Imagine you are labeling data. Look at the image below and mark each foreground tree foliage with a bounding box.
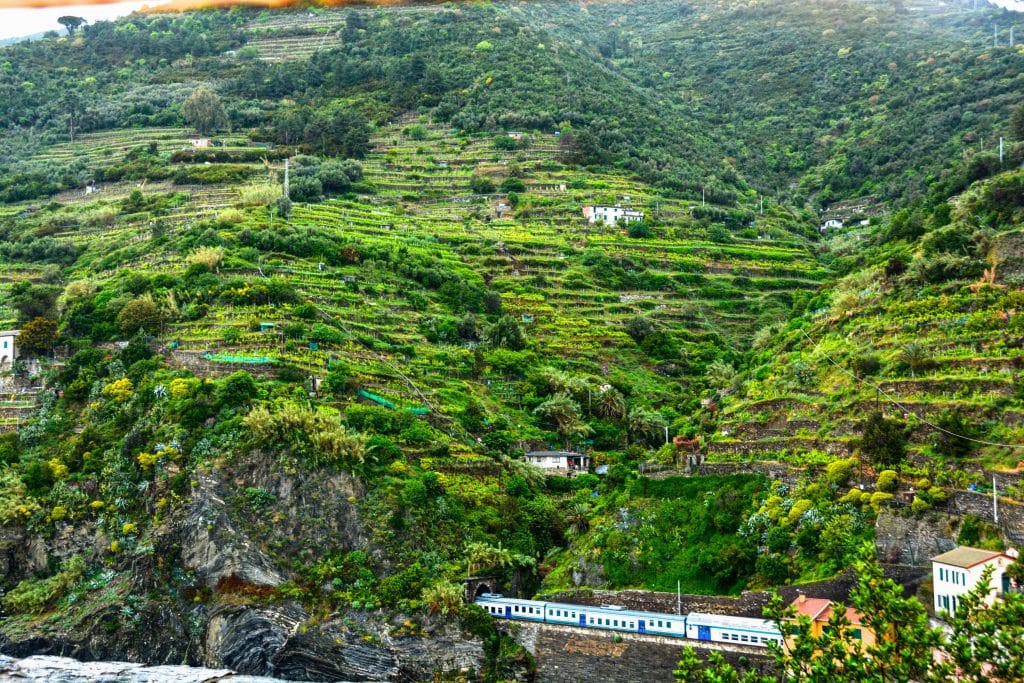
[674,546,1024,682]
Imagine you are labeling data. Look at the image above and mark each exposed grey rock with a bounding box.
[572,559,607,588]
[180,470,285,588]
[205,603,306,675]
[204,605,488,682]
[874,510,958,566]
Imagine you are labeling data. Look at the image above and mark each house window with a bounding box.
[851,629,862,640]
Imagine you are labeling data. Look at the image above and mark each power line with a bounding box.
[799,329,1024,450]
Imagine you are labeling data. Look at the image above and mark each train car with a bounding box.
[475,595,548,622]
[475,596,778,648]
[571,603,687,638]
[476,595,687,639]
[685,612,781,648]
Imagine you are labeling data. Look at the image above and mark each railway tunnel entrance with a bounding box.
[462,576,498,602]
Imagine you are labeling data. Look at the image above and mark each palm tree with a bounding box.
[466,541,514,576]
[704,360,736,389]
[534,392,582,433]
[627,406,667,445]
[565,501,591,536]
[593,384,626,420]
[899,342,930,378]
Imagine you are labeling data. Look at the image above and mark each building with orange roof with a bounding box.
[785,594,879,652]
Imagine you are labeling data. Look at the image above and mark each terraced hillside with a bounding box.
[1,117,822,442]
[711,169,1024,488]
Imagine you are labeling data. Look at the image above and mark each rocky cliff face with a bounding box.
[0,450,488,681]
[874,510,958,566]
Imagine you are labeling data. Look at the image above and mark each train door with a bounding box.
[579,613,587,627]
[638,620,645,634]
[697,625,711,641]
[505,605,512,618]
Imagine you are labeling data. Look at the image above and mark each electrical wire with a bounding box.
[799,329,1024,450]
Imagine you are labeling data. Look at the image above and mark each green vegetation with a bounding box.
[0,1,1021,676]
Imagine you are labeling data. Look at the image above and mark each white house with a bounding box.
[819,218,843,231]
[525,450,590,473]
[189,138,210,149]
[583,205,644,226]
[931,546,1016,617]
[0,329,19,368]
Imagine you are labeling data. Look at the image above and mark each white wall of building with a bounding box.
[933,555,1011,616]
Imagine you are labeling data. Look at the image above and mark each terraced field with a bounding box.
[144,121,817,420]
[713,228,1024,479]
[0,112,825,450]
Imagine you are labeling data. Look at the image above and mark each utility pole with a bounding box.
[677,580,681,615]
[701,186,705,207]
[993,476,999,524]
[1000,137,1005,164]
[284,158,290,200]
[759,195,764,215]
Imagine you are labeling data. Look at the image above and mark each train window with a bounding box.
[666,621,672,628]
[571,612,576,618]
[741,635,748,642]
[630,622,635,629]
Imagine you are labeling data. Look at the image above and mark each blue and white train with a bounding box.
[474,594,782,648]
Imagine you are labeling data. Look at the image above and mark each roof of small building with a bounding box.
[789,596,832,621]
[789,596,865,625]
[0,330,20,336]
[931,546,1006,568]
[525,450,585,458]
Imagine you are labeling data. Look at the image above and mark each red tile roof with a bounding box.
[790,596,865,625]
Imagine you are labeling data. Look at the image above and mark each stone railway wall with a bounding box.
[506,621,772,683]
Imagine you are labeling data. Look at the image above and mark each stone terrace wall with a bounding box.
[951,490,1024,545]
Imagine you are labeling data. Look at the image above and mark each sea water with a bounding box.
[0,655,346,682]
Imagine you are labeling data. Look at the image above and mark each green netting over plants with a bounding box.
[358,389,429,415]
[202,352,277,364]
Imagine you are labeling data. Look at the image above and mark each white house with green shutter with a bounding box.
[931,545,1016,617]
[0,330,18,368]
